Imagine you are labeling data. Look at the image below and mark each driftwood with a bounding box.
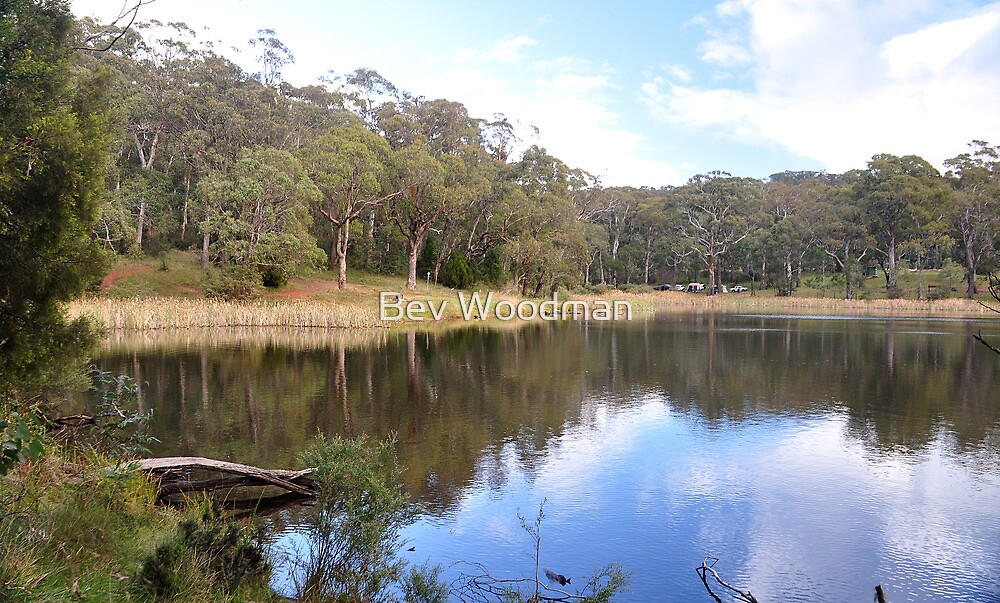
[135,456,316,505]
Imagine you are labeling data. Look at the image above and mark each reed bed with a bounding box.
[69,297,383,331]
[648,292,995,317]
[96,325,393,354]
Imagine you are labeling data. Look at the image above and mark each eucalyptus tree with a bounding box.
[760,176,827,295]
[630,189,683,285]
[504,146,591,292]
[855,154,942,294]
[944,140,1000,297]
[335,68,403,133]
[598,187,642,286]
[388,144,447,289]
[249,28,293,88]
[197,147,322,282]
[676,172,761,295]
[381,98,488,289]
[298,125,397,288]
[816,180,874,299]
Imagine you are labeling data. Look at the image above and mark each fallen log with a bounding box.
[135,456,317,500]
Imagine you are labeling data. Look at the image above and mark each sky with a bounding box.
[71,0,1000,187]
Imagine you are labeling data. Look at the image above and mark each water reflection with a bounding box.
[89,315,1000,601]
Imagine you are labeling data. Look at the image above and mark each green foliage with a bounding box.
[206,265,263,301]
[416,237,438,281]
[260,262,290,288]
[133,509,270,599]
[401,563,450,603]
[441,253,476,289]
[479,247,506,287]
[81,370,158,460]
[939,259,966,292]
[0,0,109,404]
[198,147,321,277]
[0,412,44,476]
[295,434,415,603]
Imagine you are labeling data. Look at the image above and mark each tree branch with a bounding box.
[696,557,760,603]
[75,1,158,52]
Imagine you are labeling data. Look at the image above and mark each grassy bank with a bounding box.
[0,451,277,602]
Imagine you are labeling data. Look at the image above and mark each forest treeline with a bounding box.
[39,15,1000,301]
[69,17,1000,301]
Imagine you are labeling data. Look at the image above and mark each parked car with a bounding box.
[730,285,748,292]
[654,284,673,291]
[675,284,685,291]
[686,283,705,292]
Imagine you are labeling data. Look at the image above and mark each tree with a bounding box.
[0,0,110,399]
[197,147,322,283]
[816,181,873,300]
[382,98,487,290]
[298,125,398,288]
[760,177,826,295]
[676,172,759,295]
[944,141,1000,298]
[856,154,942,294]
[249,28,293,88]
[388,145,447,290]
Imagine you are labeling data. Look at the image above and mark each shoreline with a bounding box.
[68,291,997,336]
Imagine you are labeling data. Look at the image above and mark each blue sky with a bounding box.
[73,0,1000,187]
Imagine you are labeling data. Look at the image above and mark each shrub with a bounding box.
[441,254,476,289]
[259,262,290,288]
[206,265,262,301]
[133,509,270,599]
[401,563,450,603]
[294,434,415,603]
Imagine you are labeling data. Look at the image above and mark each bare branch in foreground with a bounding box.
[696,557,760,603]
[75,0,158,52]
[451,561,576,602]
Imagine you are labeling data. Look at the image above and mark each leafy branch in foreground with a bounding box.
[47,369,158,462]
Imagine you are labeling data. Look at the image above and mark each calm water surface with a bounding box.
[91,313,1000,602]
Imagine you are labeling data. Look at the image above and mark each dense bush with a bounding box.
[133,509,270,599]
[206,265,263,301]
[441,254,476,289]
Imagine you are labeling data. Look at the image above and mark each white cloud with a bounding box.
[457,35,539,64]
[661,63,693,83]
[641,0,1000,173]
[485,35,538,63]
[881,10,1000,79]
[698,37,752,65]
[418,43,683,186]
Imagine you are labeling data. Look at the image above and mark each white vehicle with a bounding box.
[730,285,748,292]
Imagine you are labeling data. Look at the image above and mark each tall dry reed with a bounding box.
[69,298,383,331]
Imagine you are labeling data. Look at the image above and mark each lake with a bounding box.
[89,312,1000,602]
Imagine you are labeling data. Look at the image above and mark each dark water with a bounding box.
[90,313,1000,602]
